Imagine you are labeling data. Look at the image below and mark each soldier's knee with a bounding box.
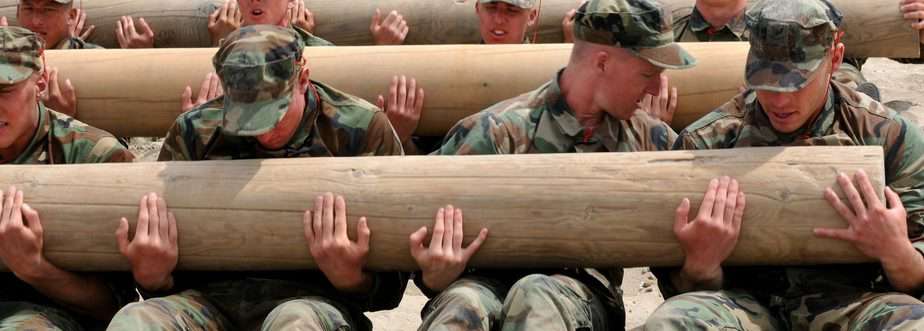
[107,300,173,330]
[263,298,351,331]
[0,302,81,331]
[420,278,504,331]
[506,274,563,304]
[431,278,504,311]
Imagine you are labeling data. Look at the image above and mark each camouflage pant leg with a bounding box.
[499,274,610,331]
[419,277,505,331]
[0,301,83,331]
[644,290,782,331]
[106,290,233,331]
[788,292,924,330]
[260,297,355,331]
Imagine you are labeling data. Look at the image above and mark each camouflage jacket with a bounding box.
[656,81,924,303]
[431,72,677,327]
[54,37,103,50]
[295,27,334,47]
[672,6,748,42]
[434,71,676,155]
[1,104,134,324]
[156,81,406,321]
[3,104,133,164]
[159,81,403,160]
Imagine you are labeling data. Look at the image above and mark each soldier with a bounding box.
[0,26,141,330]
[107,25,406,331]
[642,0,924,124]
[645,0,924,329]
[415,0,695,329]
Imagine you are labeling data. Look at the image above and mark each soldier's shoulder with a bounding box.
[172,98,226,141]
[680,92,750,136]
[671,5,695,30]
[836,82,899,122]
[47,110,130,162]
[315,82,382,131]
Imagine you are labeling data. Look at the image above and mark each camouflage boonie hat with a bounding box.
[213,25,305,136]
[573,0,696,69]
[745,0,843,92]
[0,26,43,85]
[477,0,536,9]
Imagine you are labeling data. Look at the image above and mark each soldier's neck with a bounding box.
[696,2,746,29]
[560,67,604,129]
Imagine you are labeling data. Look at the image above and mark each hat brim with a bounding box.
[635,43,697,70]
[221,95,291,137]
[745,50,826,93]
[0,67,34,86]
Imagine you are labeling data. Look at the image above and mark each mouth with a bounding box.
[769,111,796,121]
[490,29,508,38]
[251,9,264,17]
[0,121,8,130]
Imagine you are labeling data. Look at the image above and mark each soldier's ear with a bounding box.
[527,8,539,26]
[296,66,311,93]
[35,72,47,94]
[67,7,78,24]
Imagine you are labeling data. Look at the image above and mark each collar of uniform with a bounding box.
[689,7,747,39]
[752,83,837,142]
[55,37,85,50]
[545,70,585,138]
[253,82,322,154]
[12,103,51,164]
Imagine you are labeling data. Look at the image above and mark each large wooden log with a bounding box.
[0,0,917,58]
[48,43,746,138]
[0,147,884,272]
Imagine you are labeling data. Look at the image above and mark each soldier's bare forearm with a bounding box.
[20,261,118,321]
[880,240,924,293]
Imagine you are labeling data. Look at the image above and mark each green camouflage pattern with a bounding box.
[477,0,537,9]
[420,274,615,331]
[108,271,403,331]
[5,104,134,164]
[0,26,43,85]
[294,27,335,47]
[213,25,304,137]
[0,302,83,331]
[651,81,924,329]
[744,0,843,92]
[646,290,924,330]
[54,37,103,50]
[572,0,695,69]
[672,6,748,42]
[670,3,868,90]
[158,80,402,160]
[434,73,677,155]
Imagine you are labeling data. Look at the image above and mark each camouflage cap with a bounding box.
[213,25,305,137]
[572,0,695,69]
[0,26,43,86]
[477,0,537,9]
[745,0,843,92]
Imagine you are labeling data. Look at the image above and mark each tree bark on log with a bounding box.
[0,147,883,271]
[0,0,917,58]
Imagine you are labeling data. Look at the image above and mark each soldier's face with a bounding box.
[755,47,843,134]
[239,0,289,26]
[596,50,664,120]
[0,75,43,152]
[476,2,537,44]
[17,0,73,48]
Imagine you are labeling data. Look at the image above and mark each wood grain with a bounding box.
[0,146,883,271]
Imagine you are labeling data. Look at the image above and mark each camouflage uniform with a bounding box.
[0,26,135,330]
[108,25,405,331]
[647,1,924,330]
[54,37,102,50]
[670,2,874,99]
[423,0,694,330]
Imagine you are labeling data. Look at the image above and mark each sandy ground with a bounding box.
[128,58,924,330]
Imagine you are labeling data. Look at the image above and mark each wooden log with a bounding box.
[0,147,884,272]
[47,43,746,138]
[0,0,917,58]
